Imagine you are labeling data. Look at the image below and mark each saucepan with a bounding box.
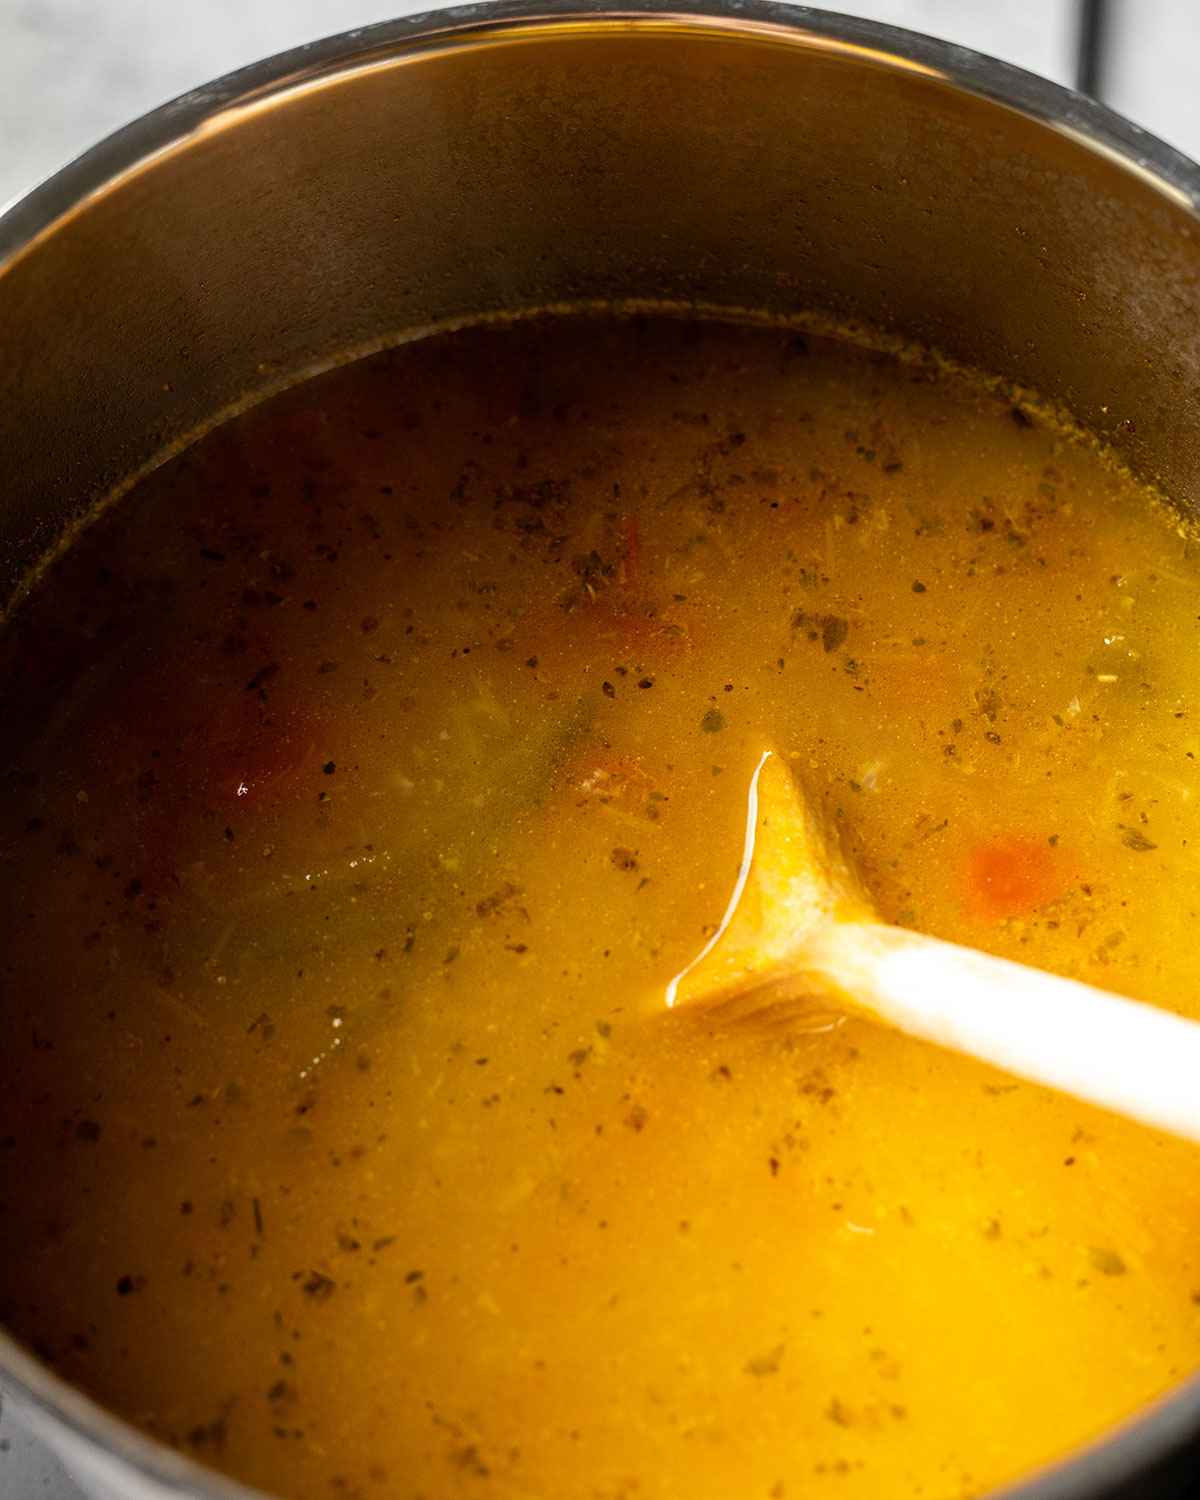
[1,4,1199,1497]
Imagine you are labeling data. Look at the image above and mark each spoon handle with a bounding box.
[820,921,1200,1142]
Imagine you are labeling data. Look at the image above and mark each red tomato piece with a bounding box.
[101,659,321,895]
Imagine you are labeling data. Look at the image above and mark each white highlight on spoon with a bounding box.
[665,749,772,1009]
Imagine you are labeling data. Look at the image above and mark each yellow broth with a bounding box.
[1,315,1199,1500]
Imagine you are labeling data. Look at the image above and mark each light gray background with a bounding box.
[1,1,1199,1496]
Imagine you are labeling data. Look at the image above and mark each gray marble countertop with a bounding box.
[1,1,1199,1495]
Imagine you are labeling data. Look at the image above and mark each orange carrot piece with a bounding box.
[965,836,1065,920]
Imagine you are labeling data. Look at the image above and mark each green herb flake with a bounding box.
[744,1344,785,1377]
[1088,1246,1127,1277]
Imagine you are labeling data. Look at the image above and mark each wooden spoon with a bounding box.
[667,750,1200,1143]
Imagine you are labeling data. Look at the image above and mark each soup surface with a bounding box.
[1,315,1199,1500]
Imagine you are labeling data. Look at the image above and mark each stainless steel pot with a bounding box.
[2,5,1199,1497]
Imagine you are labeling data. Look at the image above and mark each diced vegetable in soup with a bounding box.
[2,314,1200,1500]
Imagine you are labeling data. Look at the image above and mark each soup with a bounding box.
[1,315,1198,1499]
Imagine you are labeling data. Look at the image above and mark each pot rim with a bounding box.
[2,5,1199,1498]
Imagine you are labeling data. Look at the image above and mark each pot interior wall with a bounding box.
[1,18,1198,599]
